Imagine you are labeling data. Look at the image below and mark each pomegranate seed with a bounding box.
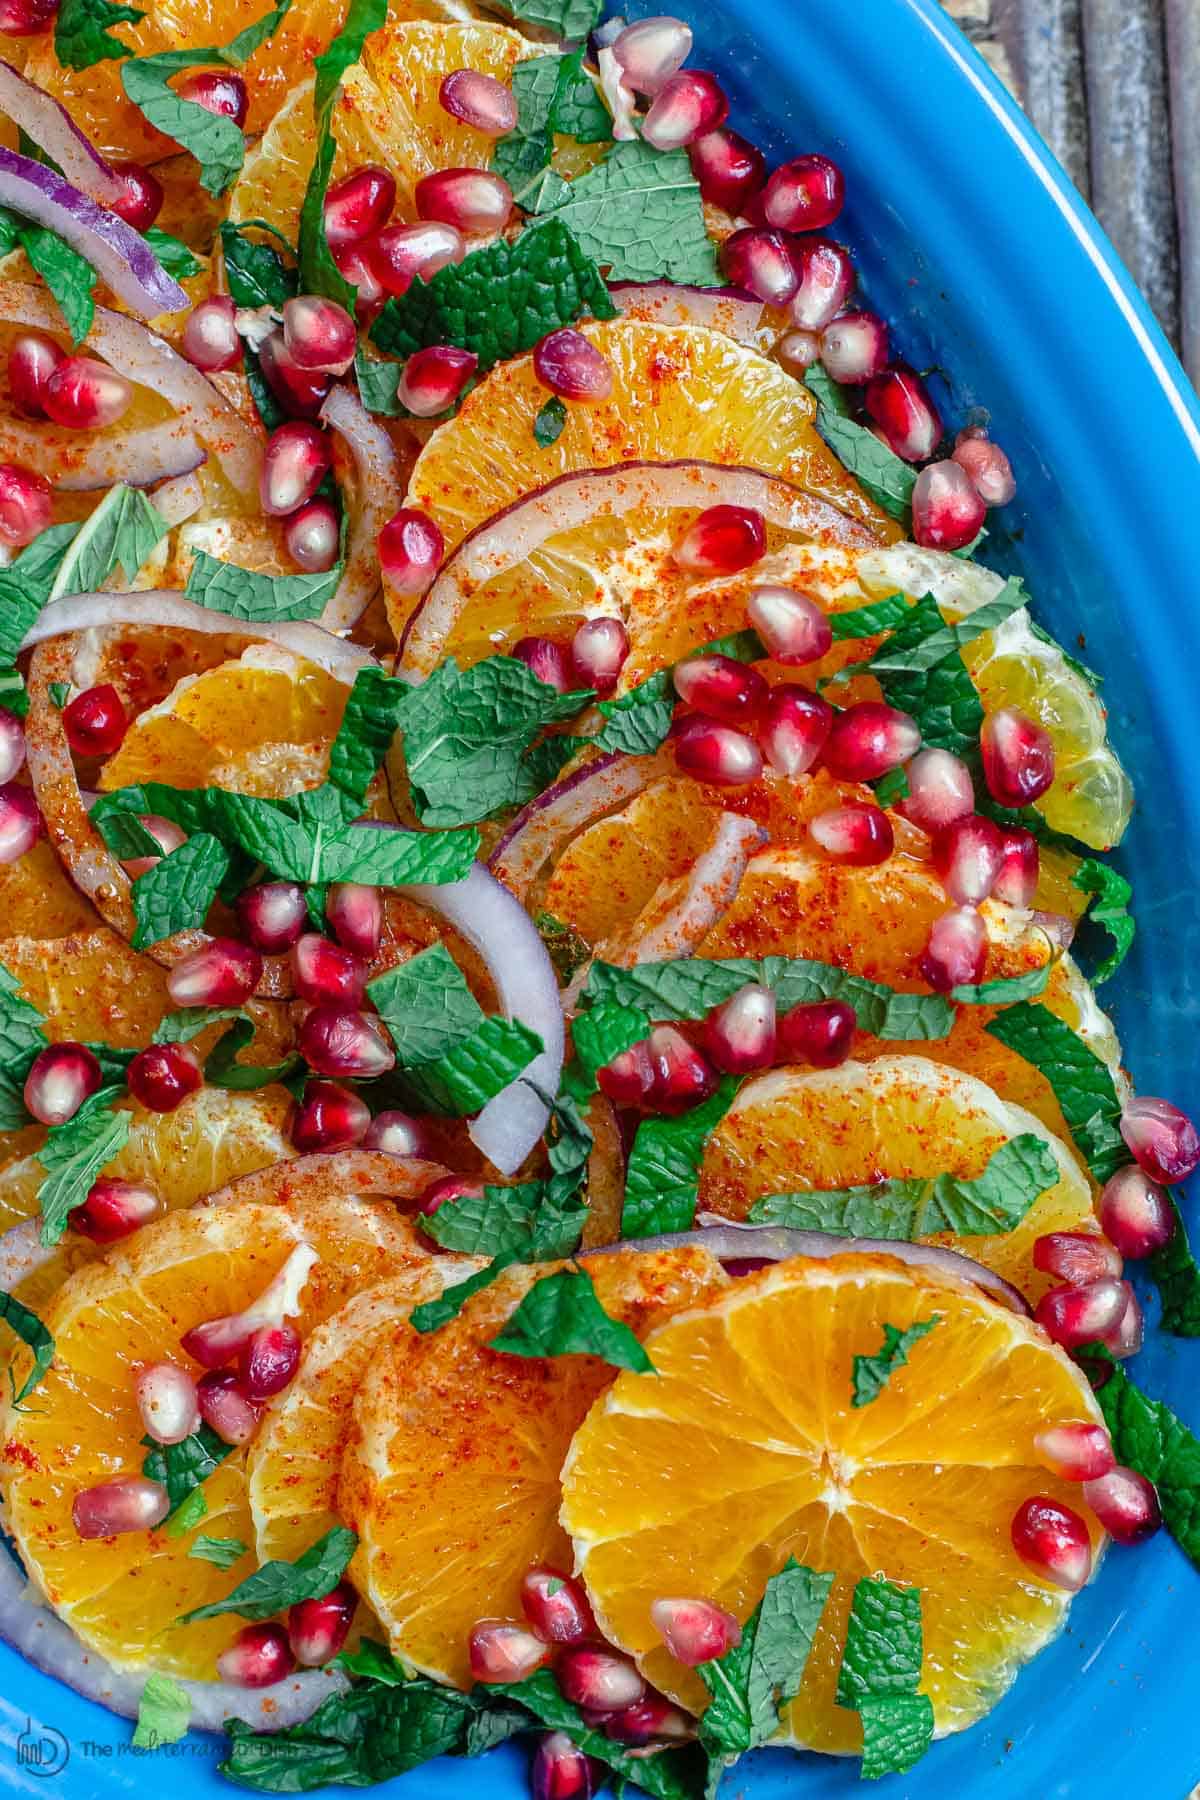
[1034,1231,1124,1285]
[0,0,56,34]
[788,235,856,331]
[596,1039,655,1106]
[135,1361,200,1446]
[704,983,777,1074]
[1035,1278,1129,1350]
[898,748,974,834]
[469,1619,552,1684]
[953,429,1017,506]
[642,69,727,151]
[197,1369,262,1446]
[773,327,822,374]
[604,1694,694,1745]
[912,459,987,551]
[217,1622,295,1688]
[689,127,765,213]
[363,1110,431,1157]
[0,709,24,786]
[720,228,800,307]
[281,294,357,375]
[651,1596,741,1666]
[0,462,51,548]
[932,814,1004,905]
[673,715,763,786]
[673,504,765,576]
[646,1024,717,1115]
[127,1041,203,1112]
[1011,1496,1092,1591]
[1102,1283,1144,1359]
[0,783,39,863]
[865,368,943,463]
[673,653,767,725]
[181,296,241,372]
[289,1581,357,1666]
[70,1177,163,1243]
[759,683,832,777]
[73,1475,169,1539]
[184,1245,315,1368]
[1120,1096,1200,1184]
[920,905,986,992]
[324,164,396,250]
[1083,1466,1162,1545]
[534,328,613,402]
[819,311,889,384]
[177,68,247,127]
[291,933,367,1006]
[513,636,572,694]
[612,15,692,93]
[809,803,894,866]
[7,332,63,418]
[324,883,382,958]
[378,507,445,595]
[62,684,127,757]
[439,67,517,136]
[520,1566,595,1644]
[1098,1165,1175,1258]
[335,241,386,320]
[559,1647,646,1711]
[258,331,331,420]
[283,498,340,575]
[415,168,512,236]
[570,617,629,695]
[299,1005,395,1078]
[111,161,163,231]
[1034,1422,1116,1483]
[367,221,465,298]
[418,1174,485,1219]
[992,827,1040,907]
[980,707,1055,808]
[744,586,831,666]
[763,153,844,232]
[236,881,307,953]
[167,938,262,1008]
[239,1321,301,1399]
[823,700,920,781]
[23,1042,102,1126]
[289,1079,371,1153]
[260,422,331,518]
[122,812,188,880]
[398,343,478,418]
[532,1731,595,1800]
[778,998,855,1067]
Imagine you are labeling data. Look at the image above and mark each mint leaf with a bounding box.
[402,1016,543,1116]
[131,832,229,948]
[1095,1363,1200,1568]
[209,789,480,887]
[851,1316,941,1407]
[17,224,95,344]
[333,1637,409,1684]
[494,50,611,191]
[0,962,48,1105]
[570,999,650,1084]
[949,961,1054,1005]
[143,227,199,278]
[132,1672,190,1749]
[1150,1199,1200,1337]
[297,0,387,306]
[582,955,953,1041]
[0,1291,54,1407]
[220,221,297,308]
[595,669,674,756]
[327,665,407,803]
[535,912,591,985]
[204,1017,300,1091]
[181,1524,357,1623]
[484,1670,703,1800]
[622,1077,740,1236]
[851,592,984,765]
[534,395,567,446]
[489,1267,652,1371]
[410,1256,511,1335]
[421,1180,586,1260]
[698,1560,833,1761]
[372,219,616,373]
[828,594,912,640]
[164,1486,208,1538]
[54,0,143,68]
[866,580,1025,673]
[859,1693,935,1780]
[1072,858,1135,984]
[0,521,78,663]
[493,0,601,38]
[836,1577,924,1709]
[37,1086,130,1246]
[188,1533,248,1568]
[222,1679,477,1790]
[121,0,292,197]
[152,1006,244,1044]
[366,944,484,1065]
[985,1003,1130,1182]
[142,1422,232,1517]
[354,349,407,417]
[805,389,916,523]
[184,548,341,623]
[48,481,168,601]
[531,140,719,286]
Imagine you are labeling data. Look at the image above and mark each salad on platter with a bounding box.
[0,0,1193,1793]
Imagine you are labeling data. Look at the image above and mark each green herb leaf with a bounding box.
[836,1576,924,1709]
[570,999,650,1085]
[490,1267,652,1370]
[333,1637,409,1684]
[492,0,601,40]
[47,682,70,709]
[297,0,388,305]
[401,1016,544,1117]
[484,1670,703,1800]
[327,664,407,803]
[164,1486,208,1538]
[533,395,568,446]
[0,961,48,1114]
[0,668,29,716]
[851,1316,941,1407]
[208,787,480,887]
[698,1560,833,1761]
[143,228,200,278]
[494,50,611,191]
[849,591,984,765]
[859,1692,936,1780]
[220,221,297,308]
[535,912,591,985]
[949,960,1054,1005]
[410,1256,512,1335]
[204,1017,300,1092]
[594,668,674,756]
[1149,1197,1200,1337]
[181,1524,357,1624]
[54,0,143,69]
[828,594,913,640]
[867,581,1024,673]
[622,1077,740,1236]
[142,1423,233,1518]
[985,1003,1130,1181]
[17,224,95,344]
[132,1673,190,1749]
[130,831,229,948]
[189,1535,249,1569]
[804,380,917,522]
[152,1006,244,1044]
[0,522,78,664]
[353,349,407,416]
[47,482,168,602]
[0,1291,54,1406]
[1072,858,1135,984]
[421,1180,586,1261]
[1095,1363,1200,1568]
[372,218,615,373]
[366,944,484,1064]
[530,140,719,285]
[183,548,342,623]
[37,1086,130,1246]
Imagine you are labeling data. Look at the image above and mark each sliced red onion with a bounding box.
[488,751,664,903]
[2,414,205,491]
[319,385,401,632]
[0,1218,52,1294]
[204,1148,447,1210]
[1,282,260,496]
[610,282,764,342]
[610,810,765,965]
[0,61,124,206]
[0,149,186,320]
[401,460,878,678]
[596,46,639,140]
[152,468,206,527]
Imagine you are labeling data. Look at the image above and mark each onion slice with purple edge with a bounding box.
[319,384,401,632]
[607,809,765,967]
[609,281,765,342]
[2,415,206,491]
[0,283,261,496]
[0,61,124,206]
[399,460,880,678]
[489,750,667,903]
[0,149,187,319]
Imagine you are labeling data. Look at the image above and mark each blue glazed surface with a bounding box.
[4,1,1200,1795]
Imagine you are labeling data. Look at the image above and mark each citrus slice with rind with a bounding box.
[697,1056,1098,1299]
[0,842,100,940]
[561,1252,1106,1753]
[340,1243,727,1685]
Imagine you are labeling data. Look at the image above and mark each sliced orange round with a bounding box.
[0,842,101,940]
[562,1252,1106,1753]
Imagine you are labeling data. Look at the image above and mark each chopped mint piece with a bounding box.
[836,1576,924,1708]
[802,362,852,417]
[494,50,612,191]
[851,1316,942,1407]
[0,521,78,663]
[47,682,70,708]
[366,944,485,1065]
[570,999,650,1085]
[220,222,298,308]
[0,1291,54,1407]
[151,1007,244,1045]
[328,665,408,803]
[333,1637,409,1684]
[595,669,674,756]
[859,1692,935,1780]
[184,548,342,623]
[698,1560,833,1761]
[48,482,168,601]
[164,1486,208,1538]
[1072,858,1135,984]
[181,1525,357,1624]
[622,1077,740,1237]
[489,1267,653,1372]
[204,1018,301,1092]
[207,787,480,887]
[535,912,591,984]
[54,0,143,68]
[1150,1198,1200,1337]
[828,594,912,640]
[530,141,719,286]
[949,961,1054,1005]
[985,1003,1130,1181]
[401,1016,544,1117]
[410,1256,512,1335]
[297,0,387,305]
[872,766,910,808]
[133,1672,191,1749]
[142,1423,232,1518]
[493,0,602,40]
[37,1086,130,1247]
[189,1535,248,1569]
[421,1180,586,1261]
[482,1670,703,1800]
[866,580,1025,673]
[16,223,95,344]
[534,395,568,446]
[354,350,407,417]
[1095,1363,1200,1569]
[144,228,200,278]
[804,380,917,522]
[131,832,229,948]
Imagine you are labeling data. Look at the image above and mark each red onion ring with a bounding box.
[2,414,206,491]
[320,384,401,632]
[400,460,880,678]
[201,1149,449,1211]
[607,810,765,966]
[0,60,124,205]
[0,148,186,319]
[0,283,262,496]
[610,282,766,343]
[488,751,666,903]
[151,468,206,527]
